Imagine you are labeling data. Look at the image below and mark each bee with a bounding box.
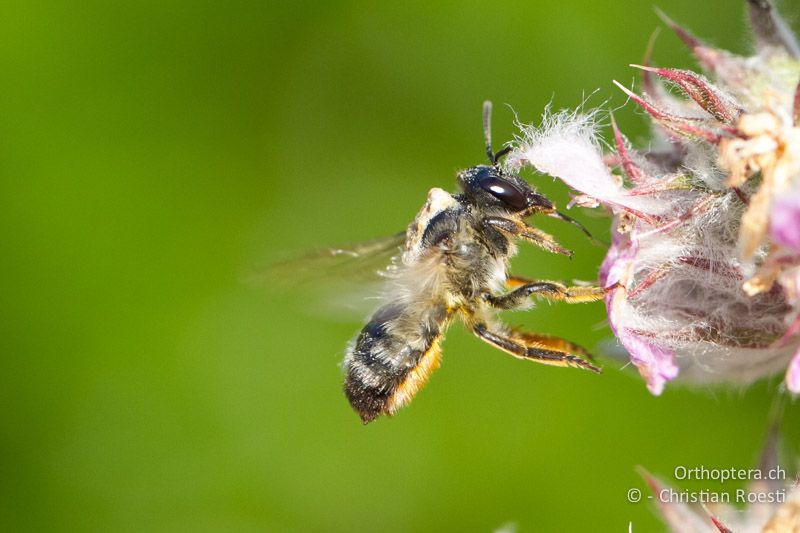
[343,102,609,423]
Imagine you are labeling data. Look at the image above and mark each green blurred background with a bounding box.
[3,1,799,531]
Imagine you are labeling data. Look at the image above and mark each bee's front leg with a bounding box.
[484,277,608,310]
[482,217,573,257]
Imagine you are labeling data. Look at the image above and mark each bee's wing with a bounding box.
[248,232,406,319]
[252,231,406,285]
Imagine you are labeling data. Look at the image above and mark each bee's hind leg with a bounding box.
[484,277,608,310]
[506,328,596,362]
[470,322,600,373]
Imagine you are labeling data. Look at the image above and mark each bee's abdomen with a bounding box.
[344,303,447,424]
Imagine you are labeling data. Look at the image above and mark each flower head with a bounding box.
[507,0,800,393]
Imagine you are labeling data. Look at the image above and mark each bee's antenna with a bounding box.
[483,100,496,164]
[550,210,602,245]
[483,101,512,165]
[494,146,512,162]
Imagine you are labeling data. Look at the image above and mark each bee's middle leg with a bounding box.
[485,277,607,310]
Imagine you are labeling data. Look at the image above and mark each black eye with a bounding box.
[479,177,528,210]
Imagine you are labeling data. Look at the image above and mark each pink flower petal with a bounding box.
[601,230,679,395]
[618,329,679,395]
[787,348,800,394]
[770,192,800,252]
[599,227,632,288]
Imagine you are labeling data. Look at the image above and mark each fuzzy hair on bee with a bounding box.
[343,102,609,424]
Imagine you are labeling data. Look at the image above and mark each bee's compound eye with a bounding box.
[479,177,528,210]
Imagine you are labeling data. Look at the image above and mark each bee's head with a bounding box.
[457,165,554,214]
[458,101,555,215]
[458,102,596,241]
